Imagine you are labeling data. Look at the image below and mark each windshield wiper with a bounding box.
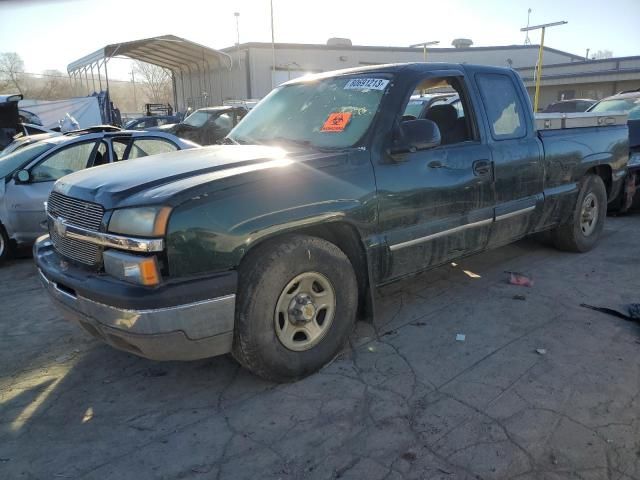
[224,136,257,145]
[260,136,342,152]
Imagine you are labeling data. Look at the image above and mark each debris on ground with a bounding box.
[580,303,640,322]
[536,348,547,355]
[455,333,466,342]
[401,451,417,462]
[513,294,527,301]
[411,321,427,327]
[506,271,534,287]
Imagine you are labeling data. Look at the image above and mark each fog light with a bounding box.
[103,250,161,286]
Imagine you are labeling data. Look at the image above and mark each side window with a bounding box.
[112,137,130,161]
[92,141,109,166]
[31,141,96,182]
[404,77,473,145]
[126,138,178,159]
[213,113,233,134]
[476,73,526,140]
[156,118,170,126]
[235,109,247,124]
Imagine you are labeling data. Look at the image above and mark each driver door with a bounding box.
[375,74,495,280]
[5,140,98,242]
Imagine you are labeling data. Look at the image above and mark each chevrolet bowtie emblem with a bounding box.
[54,216,68,237]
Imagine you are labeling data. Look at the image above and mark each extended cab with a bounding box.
[34,64,629,381]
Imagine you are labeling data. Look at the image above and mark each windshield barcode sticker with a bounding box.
[344,78,389,91]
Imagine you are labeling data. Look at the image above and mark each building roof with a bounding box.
[222,41,583,61]
[68,35,232,73]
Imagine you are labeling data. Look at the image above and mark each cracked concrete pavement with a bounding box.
[1,216,639,479]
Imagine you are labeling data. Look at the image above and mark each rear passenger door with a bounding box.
[474,72,544,247]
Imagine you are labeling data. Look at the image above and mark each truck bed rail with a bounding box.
[536,112,628,130]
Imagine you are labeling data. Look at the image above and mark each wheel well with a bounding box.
[244,222,372,320]
[587,165,612,197]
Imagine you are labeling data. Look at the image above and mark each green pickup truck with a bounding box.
[34,63,629,381]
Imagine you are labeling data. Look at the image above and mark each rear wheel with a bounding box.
[232,235,358,382]
[0,223,11,265]
[552,174,607,252]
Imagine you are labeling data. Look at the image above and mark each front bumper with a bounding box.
[35,235,237,361]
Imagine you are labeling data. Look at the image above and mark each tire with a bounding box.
[232,234,358,382]
[0,223,11,265]
[551,174,607,252]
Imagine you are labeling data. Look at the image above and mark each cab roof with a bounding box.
[283,62,513,86]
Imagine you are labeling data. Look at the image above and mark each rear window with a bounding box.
[476,73,527,140]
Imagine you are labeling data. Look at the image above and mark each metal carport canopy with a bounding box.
[67,35,233,112]
[67,34,232,72]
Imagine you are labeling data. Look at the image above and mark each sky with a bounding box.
[1,0,639,80]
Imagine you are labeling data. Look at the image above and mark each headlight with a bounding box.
[629,152,640,167]
[103,250,161,286]
[108,206,172,237]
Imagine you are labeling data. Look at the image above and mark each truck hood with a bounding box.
[53,145,323,210]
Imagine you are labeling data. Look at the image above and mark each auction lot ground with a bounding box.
[1,216,639,480]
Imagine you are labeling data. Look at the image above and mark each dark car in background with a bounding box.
[542,99,596,113]
[124,115,180,130]
[156,106,248,145]
[588,90,640,210]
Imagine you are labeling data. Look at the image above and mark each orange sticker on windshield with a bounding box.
[321,112,352,132]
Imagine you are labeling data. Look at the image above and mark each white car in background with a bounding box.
[0,130,198,263]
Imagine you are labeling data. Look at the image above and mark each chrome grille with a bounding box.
[47,192,104,266]
[48,192,104,230]
[50,227,102,265]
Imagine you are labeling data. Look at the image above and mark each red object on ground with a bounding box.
[508,272,534,287]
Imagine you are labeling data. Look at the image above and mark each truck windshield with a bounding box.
[228,75,391,149]
[590,97,640,120]
[0,141,55,179]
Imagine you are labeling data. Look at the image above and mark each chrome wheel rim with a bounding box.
[274,271,336,352]
[580,192,599,236]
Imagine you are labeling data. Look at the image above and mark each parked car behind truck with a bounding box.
[155,106,248,145]
[587,90,640,211]
[35,63,628,381]
[0,130,197,262]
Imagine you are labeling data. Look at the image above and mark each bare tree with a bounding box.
[133,61,172,105]
[593,50,613,60]
[0,52,26,94]
[36,69,72,100]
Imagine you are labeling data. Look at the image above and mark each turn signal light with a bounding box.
[103,250,161,286]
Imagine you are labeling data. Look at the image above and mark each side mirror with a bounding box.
[390,119,441,155]
[16,170,31,183]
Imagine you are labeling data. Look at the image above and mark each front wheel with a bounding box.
[232,235,358,382]
[552,174,607,252]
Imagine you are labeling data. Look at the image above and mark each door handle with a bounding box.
[428,160,443,169]
[473,160,491,177]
